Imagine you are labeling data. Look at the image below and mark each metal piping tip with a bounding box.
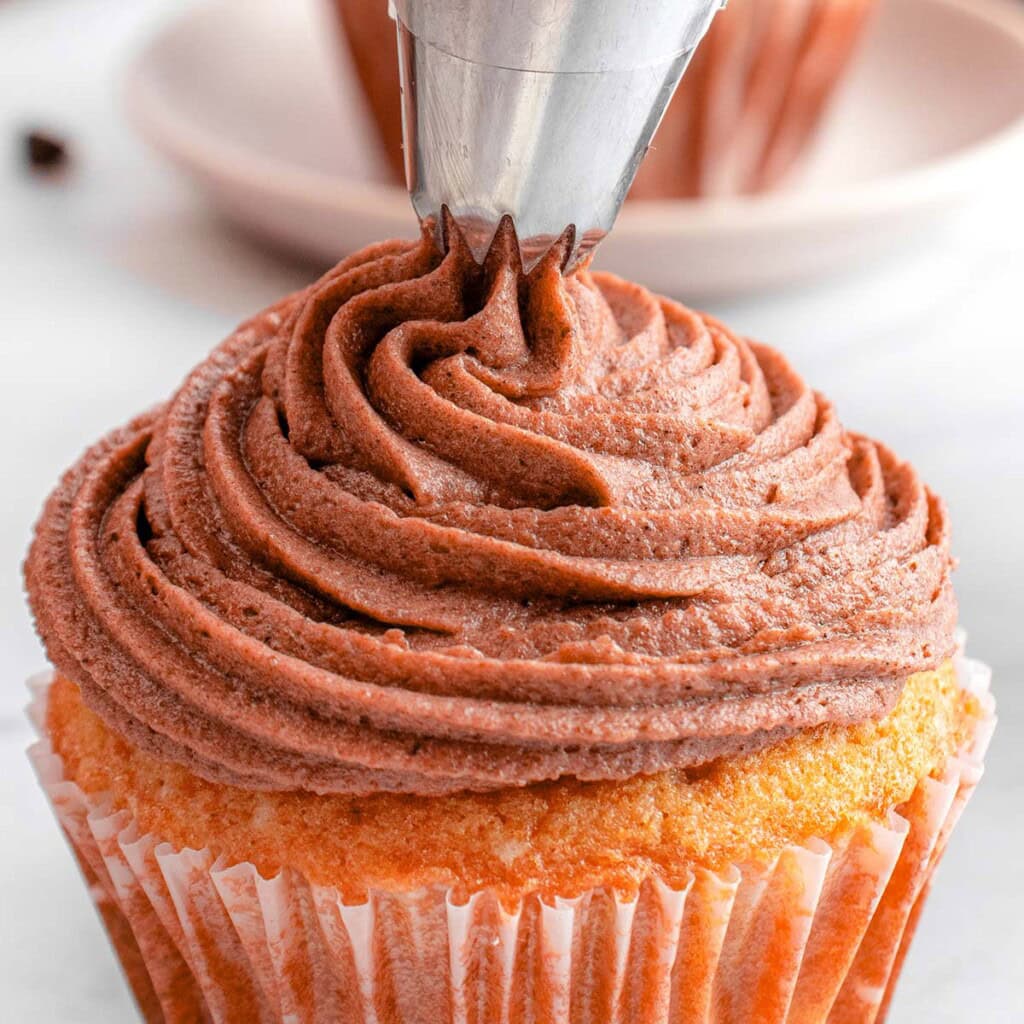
[434,206,579,277]
[434,205,580,276]
[393,0,726,273]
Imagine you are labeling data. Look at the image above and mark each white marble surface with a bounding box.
[1,1,1022,1020]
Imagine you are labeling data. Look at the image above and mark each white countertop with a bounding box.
[1,1,1022,1020]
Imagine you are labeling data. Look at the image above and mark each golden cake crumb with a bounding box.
[47,665,978,903]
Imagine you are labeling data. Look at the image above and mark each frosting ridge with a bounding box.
[26,226,956,794]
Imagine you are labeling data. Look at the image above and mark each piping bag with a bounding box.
[391,0,727,272]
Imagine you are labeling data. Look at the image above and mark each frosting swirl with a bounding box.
[26,227,957,795]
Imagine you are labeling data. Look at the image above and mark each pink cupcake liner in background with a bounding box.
[27,651,994,1024]
[631,0,879,198]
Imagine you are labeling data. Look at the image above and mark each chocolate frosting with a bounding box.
[26,227,957,795]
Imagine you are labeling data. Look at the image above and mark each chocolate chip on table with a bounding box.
[23,129,69,172]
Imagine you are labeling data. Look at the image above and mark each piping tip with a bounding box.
[393,0,726,273]
[435,205,578,276]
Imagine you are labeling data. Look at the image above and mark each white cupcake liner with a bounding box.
[27,653,994,1024]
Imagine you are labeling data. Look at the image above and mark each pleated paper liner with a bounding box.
[629,0,879,198]
[27,652,994,1024]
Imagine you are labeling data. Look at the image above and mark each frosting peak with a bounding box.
[26,230,956,794]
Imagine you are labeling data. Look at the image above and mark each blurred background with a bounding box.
[1,0,1022,1020]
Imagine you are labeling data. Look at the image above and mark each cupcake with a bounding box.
[26,227,992,1023]
[332,0,877,197]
